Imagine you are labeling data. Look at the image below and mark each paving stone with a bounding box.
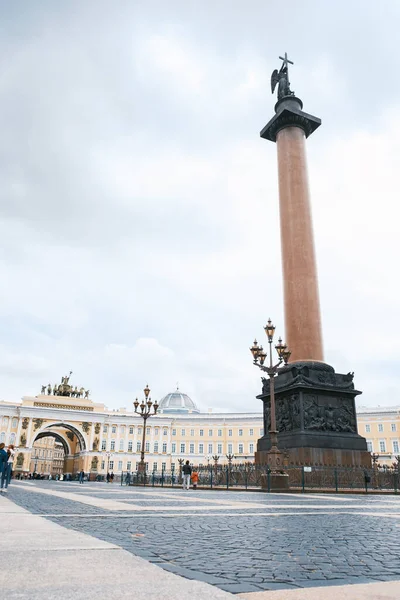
[6,482,400,594]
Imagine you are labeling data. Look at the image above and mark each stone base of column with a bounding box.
[256,361,371,468]
[260,472,290,492]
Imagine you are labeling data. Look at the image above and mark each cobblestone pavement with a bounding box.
[7,481,400,594]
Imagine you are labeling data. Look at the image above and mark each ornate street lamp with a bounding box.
[371,452,379,466]
[226,453,234,469]
[105,451,113,474]
[250,319,291,473]
[134,384,159,475]
[212,454,219,473]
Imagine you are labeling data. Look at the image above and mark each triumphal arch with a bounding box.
[0,373,108,475]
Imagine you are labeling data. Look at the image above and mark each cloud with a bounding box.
[0,2,398,413]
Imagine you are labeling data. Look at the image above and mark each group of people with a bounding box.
[182,460,199,490]
[106,471,115,483]
[0,443,15,493]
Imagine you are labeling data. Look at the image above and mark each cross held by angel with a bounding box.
[271,52,295,100]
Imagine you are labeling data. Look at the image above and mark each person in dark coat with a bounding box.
[0,443,8,493]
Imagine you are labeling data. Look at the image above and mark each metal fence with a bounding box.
[120,465,399,493]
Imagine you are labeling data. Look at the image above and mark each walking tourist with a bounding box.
[182,460,192,490]
[79,470,85,484]
[106,472,111,483]
[191,468,199,489]
[0,443,8,493]
[125,472,131,486]
[110,471,114,483]
[3,444,16,491]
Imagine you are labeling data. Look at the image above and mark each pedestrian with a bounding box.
[3,444,16,492]
[0,443,8,493]
[110,471,114,483]
[79,470,85,484]
[182,460,192,490]
[125,472,131,486]
[106,472,111,483]
[191,468,199,490]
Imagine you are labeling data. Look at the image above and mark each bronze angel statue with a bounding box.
[271,53,295,100]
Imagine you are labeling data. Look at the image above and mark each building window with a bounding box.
[9,433,16,445]
[103,426,108,433]
[217,443,222,454]
[172,443,176,453]
[365,424,371,433]
[118,461,123,471]
[378,424,383,432]
[120,426,125,434]
[228,443,233,454]
[391,424,397,432]
[218,429,222,437]
[109,461,114,470]
[190,443,195,454]
[101,440,106,450]
[379,440,386,452]
[393,440,399,453]
[228,430,232,437]
[128,441,133,452]
[0,433,5,443]
[172,429,176,436]
[162,462,166,470]
[110,440,115,451]
[180,443,185,454]
[208,443,213,454]
[260,428,264,436]
[239,429,243,436]
[249,443,254,453]
[208,430,213,436]
[162,443,167,453]
[2,417,8,426]
[12,418,18,428]
[238,444,243,454]
[145,442,150,452]
[249,429,254,436]
[181,429,186,436]
[199,443,204,454]
[129,426,134,434]
[137,442,141,451]
[112,426,116,434]
[119,439,124,451]
[190,429,195,436]
[152,462,157,471]
[163,428,168,436]
[101,461,105,470]
[138,428,142,435]
[127,461,131,471]
[154,442,159,453]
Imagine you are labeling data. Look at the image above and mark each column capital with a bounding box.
[260,96,321,143]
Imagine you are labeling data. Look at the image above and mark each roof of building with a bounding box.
[158,388,200,414]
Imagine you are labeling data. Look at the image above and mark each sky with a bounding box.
[0,1,399,412]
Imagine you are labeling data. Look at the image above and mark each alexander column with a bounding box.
[254,54,370,469]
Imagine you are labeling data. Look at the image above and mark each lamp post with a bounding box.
[178,458,184,482]
[134,384,159,475]
[212,454,219,475]
[226,453,234,469]
[371,452,379,489]
[105,451,112,473]
[250,318,291,473]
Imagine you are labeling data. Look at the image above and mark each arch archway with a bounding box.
[33,431,70,456]
[31,431,68,477]
[36,422,87,451]
[32,422,87,476]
